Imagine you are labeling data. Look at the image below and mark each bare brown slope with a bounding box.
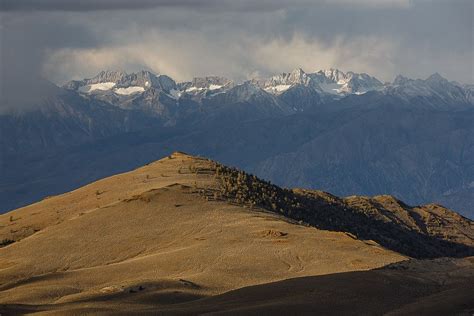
[1,152,217,243]
[0,152,404,313]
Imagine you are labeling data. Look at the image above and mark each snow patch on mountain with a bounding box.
[209,84,223,90]
[179,77,233,97]
[318,82,342,94]
[265,84,292,93]
[78,82,116,93]
[185,86,201,92]
[169,89,182,99]
[114,86,145,95]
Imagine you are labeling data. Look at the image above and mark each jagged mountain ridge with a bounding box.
[386,73,474,107]
[63,68,472,102]
[70,68,468,99]
[65,67,384,100]
[62,68,472,118]
[64,70,177,93]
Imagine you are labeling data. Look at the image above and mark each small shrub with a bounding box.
[0,239,14,247]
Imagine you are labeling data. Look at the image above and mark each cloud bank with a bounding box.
[1,0,411,12]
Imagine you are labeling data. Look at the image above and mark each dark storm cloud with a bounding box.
[0,0,210,12]
[0,0,312,12]
[0,12,105,111]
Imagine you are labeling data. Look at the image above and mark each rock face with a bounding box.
[252,68,383,96]
[65,70,177,91]
[384,73,473,106]
[180,76,234,90]
[63,70,179,118]
[311,68,384,94]
[258,68,312,91]
[1,69,474,219]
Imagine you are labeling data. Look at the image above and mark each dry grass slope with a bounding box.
[0,151,472,314]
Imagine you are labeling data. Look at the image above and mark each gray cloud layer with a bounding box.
[1,0,219,12]
[0,0,411,12]
[0,0,472,111]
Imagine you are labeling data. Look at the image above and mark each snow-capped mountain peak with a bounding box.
[319,68,349,84]
[309,69,382,95]
[261,68,312,94]
[64,70,177,96]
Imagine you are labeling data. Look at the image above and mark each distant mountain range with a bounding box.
[1,68,473,218]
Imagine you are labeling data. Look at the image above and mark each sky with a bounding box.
[0,0,473,97]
